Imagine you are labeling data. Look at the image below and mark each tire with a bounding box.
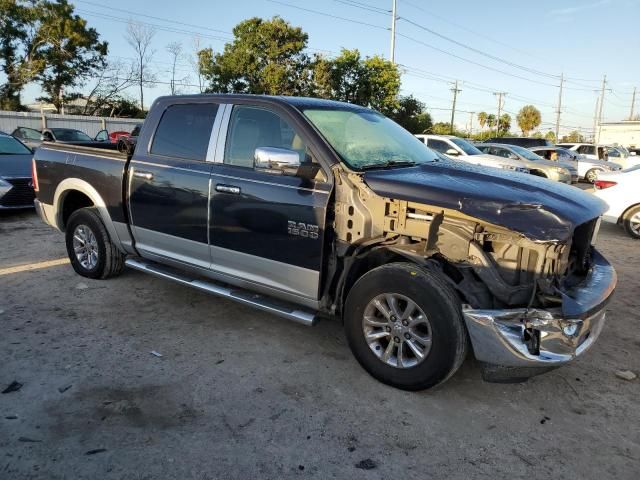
[622,205,640,239]
[65,207,125,279]
[585,169,599,184]
[343,262,468,391]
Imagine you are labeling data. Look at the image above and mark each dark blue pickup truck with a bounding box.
[33,94,616,390]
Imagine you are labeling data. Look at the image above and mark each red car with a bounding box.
[95,124,142,144]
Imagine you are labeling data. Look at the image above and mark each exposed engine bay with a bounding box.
[330,168,600,311]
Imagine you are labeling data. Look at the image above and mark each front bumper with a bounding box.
[463,249,616,369]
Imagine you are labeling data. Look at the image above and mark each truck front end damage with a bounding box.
[331,163,616,380]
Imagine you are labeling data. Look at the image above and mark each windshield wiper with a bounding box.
[359,160,417,170]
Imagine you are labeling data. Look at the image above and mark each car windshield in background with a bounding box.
[510,145,543,161]
[451,138,482,155]
[51,129,92,142]
[302,108,438,170]
[0,136,31,155]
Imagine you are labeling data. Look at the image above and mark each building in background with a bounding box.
[599,121,640,148]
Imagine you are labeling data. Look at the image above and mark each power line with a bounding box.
[266,0,387,30]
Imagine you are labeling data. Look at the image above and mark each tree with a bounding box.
[544,130,556,143]
[486,114,497,130]
[477,111,488,130]
[33,0,108,112]
[190,35,205,93]
[166,41,187,95]
[199,16,310,95]
[81,60,137,115]
[516,105,542,136]
[388,95,432,133]
[0,0,43,110]
[498,113,511,135]
[560,130,584,143]
[310,48,400,114]
[126,21,155,111]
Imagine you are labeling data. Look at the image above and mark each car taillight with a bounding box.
[594,180,617,190]
[31,158,39,192]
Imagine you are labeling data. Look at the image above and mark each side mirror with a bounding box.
[445,148,459,156]
[40,135,46,141]
[254,147,300,172]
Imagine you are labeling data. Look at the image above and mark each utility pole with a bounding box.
[630,86,637,120]
[494,92,506,137]
[555,72,564,143]
[468,111,475,136]
[592,94,600,143]
[596,74,606,143]
[390,0,397,64]
[450,80,461,134]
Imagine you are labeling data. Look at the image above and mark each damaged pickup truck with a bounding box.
[32,95,616,390]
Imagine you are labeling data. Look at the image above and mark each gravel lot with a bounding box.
[1,209,639,480]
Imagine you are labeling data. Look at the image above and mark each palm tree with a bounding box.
[516,105,542,136]
[486,114,497,130]
[477,111,488,130]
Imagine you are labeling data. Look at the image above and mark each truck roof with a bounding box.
[153,94,370,112]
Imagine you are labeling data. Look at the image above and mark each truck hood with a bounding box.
[363,161,607,242]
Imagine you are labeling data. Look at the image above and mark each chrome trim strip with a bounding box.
[205,103,229,163]
[213,104,232,164]
[125,258,317,326]
[206,177,212,247]
[209,245,319,299]
[210,172,330,194]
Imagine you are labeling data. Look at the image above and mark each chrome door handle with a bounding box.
[133,171,154,180]
[215,184,241,194]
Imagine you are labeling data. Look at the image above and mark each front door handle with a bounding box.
[215,184,241,194]
[133,170,154,180]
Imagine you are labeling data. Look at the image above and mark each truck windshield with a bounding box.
[302,108,438,170]
[451,138,482,155]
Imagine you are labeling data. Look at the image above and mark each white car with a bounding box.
[593,165,640,238]
[558,143,640,170]
[415,134,529,174]
[530,146,622,183]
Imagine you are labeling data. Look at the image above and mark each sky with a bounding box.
[19,0,640,137]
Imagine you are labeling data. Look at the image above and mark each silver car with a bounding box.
[530,146,621,183]
[477,143,573,184]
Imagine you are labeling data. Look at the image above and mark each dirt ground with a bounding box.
[0,209,638,480]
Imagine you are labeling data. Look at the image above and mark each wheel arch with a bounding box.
[620,202,640,224]
[53,178,126,253]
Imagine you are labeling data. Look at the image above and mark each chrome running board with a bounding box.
[125,258,318,326]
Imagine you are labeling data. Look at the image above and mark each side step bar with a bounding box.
[125,258,318,326]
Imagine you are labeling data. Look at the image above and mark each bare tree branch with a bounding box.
[125,21,156,111]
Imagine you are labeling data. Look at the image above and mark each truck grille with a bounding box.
[0,177,35,207]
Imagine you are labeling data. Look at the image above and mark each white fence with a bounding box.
[0,110,142,137]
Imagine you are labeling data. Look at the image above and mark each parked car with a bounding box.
[116,124,142,153]
[483,137,553,148]
[11,126,44,149]
[477,143,574,183]
[530,146,622,183]
[415,134,530,174]
[33,94,616,390]
[593,165,640,238]
[0,132,35,209]
[558,143,640,170]
[94,125,143,144]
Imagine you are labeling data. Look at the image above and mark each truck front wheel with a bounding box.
[65,207,125,279]
[344,262,468,390]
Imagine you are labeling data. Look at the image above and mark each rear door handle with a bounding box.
[133,170,154,180]
[215,184,241,194]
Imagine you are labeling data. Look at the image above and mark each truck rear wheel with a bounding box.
[65,207,125,279]
[343,262,468,391]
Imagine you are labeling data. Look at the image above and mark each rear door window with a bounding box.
[151,103,218,161]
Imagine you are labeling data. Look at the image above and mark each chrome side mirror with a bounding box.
[40,135,46,141]
[254,147,300,172]
[445,148,459,156]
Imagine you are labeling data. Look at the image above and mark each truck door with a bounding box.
[128,101,220,268]
[209,104,331,301]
